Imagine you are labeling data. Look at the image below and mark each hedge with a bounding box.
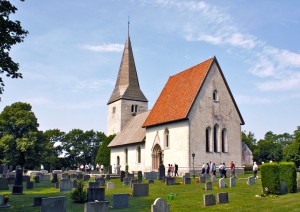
[279,162,297,193]
[261,163,281,194]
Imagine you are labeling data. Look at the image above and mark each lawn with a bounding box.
[1,172,300,211]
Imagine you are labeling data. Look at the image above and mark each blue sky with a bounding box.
[1,0,300,140]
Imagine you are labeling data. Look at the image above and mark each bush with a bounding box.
[261,163,280,195]
[279,162,297,193]
[71,180,87,203]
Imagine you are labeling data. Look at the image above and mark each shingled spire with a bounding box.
[108,35,148,104]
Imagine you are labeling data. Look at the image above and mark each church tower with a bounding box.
[107,34,148,135]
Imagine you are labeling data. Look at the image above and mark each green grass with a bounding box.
[1,172,300,211]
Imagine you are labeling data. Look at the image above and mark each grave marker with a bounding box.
[132,183,149,197]
[217,192,229,204]
[84,201,109,212]
[247,176,255,185]
[219,178,226,188]
[41,196,66,212]
[113,193,129,209]
[87,188,105,202]
[151,198,170,212]
[203,194,216,206]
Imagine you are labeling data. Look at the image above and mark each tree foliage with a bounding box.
[96,134,115,169]
[0,0,28,98]
[241,130,257,152]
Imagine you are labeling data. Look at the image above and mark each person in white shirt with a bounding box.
[253,162,258,179]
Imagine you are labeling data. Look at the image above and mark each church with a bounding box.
[107,34,245,175]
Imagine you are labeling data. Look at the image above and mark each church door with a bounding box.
[152,144,162,170]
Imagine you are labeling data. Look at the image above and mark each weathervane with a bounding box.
[128,16,130,36]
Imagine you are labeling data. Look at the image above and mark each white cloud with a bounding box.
[82,43,124,52]
[258,72,300,91]
[236,95,272,105]
[71,79,114,93]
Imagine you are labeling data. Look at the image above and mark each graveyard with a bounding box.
[1,169,300,211]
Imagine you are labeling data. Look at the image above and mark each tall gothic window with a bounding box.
[164,128,169,148]
[137,146,141,163]
[222,128,228,152]
[124,148,128,164]
[206,127,211,152]
[214,124,219,152]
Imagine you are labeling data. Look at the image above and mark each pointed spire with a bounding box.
[108,33,148,104]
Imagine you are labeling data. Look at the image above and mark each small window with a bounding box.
[131,104,138,113]
[113,106,116,114]
[206,127,211,152]
[222,128,228,152]
[214,124,219,152]
[213,90,219,102]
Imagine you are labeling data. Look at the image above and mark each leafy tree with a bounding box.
[0,0,28,98]
[241,130,257,152]
[83,130,105,165]
[0,102,44,168]
[95,134,115,170]
[282,127,300,167]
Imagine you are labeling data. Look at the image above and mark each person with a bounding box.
[219,163,223,178]
[174,163,179,176]
[206,162,210,174]
[171,164,174,176]
[100,164,104,174]
[40,164,44,171]
[212,163,216,176]
[201,163,206,174]
[113,164,117,173]
[96,163,100,171]
[222,163,227,178]
[167,164,171,177]
[230,161,237,179]
[253,162,258,179]
[125,164,129,174]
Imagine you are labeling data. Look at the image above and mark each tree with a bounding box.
[95,134,115,170]
[0,102,44,168]
[241,131,257,152]
[0,0,28,98]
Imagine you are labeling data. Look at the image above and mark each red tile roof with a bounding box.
[143,57,214,127]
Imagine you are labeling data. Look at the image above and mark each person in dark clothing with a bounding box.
[174,163,179,176]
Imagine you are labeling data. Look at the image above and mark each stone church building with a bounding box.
[107,34,245,174]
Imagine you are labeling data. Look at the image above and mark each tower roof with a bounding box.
[108,36,148,104]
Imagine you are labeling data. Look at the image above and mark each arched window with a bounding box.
[222,128,227,152]
[124,148,128,164]
[213,90,219,102]
[137,146,141,163]
[206,127,211,152]
[164,128,169,148]
[214,124,219,152]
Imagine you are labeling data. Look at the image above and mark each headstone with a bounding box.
[52,173,58,183]
[130,179,138,188]
[113,193,129,209]
[72,179,77,188]
[211,175,217,182]
[88,182,100,188]
[107,182,115,190]
[41,196,66,212]
[59,179,73,192]
[148,179,154,184]
[40,174,51,182]
[0,178,9,190]
[9,165,13,172]
[199,176,206,183]
[280,182,287,194]
[84,175,90,181]
[84,201,109,212]
[120,171,125,182]
[205,182,213,190]
[62,173,68,179]
[203,194,216,206]
[26,181,33,189]
[33,196,48,206]
[127,173,134,180]
[12,168,23,194]
[184,177,191,184]
[105,174,110,180]
[182,173,190,182]
[109,165,112,174]
[247,176,255,185]
[123,177,130,186]
[230,177,236,187]
[204,174,211,180]
[137,171,143,183]
[55,182,60,189]
[144,171,159,180]
[0,194,4,205]
[159,164,165,180]
[151,198,170,212]
[165,177,176,185]
[34,176,39,183]
[132,183,149,197]
[87,188,105,202]
[95,178,105,186]
[217,192,229,204]
[219,178,226,188]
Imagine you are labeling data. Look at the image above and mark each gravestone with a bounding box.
[33,197,48,206]
[113,193,129,209]
[151,198,170,212]
[204,174,211,180]
[84,175,90,181]
[105,174,110,180]
[137,171,143,183]
[52,173,58,183]
[59,179,73,192]
[230,177,236,187]
[40,174,51,182]
[55,182,60,189]
[182,173,190,182]
[123,177,130,186]
[95,178,105,186]
[22,176,30,182]
[127,173,134,180]
[84,201,109,212]
[203,194,216,206]
[72,179,77,188]
[9,165,13,172]
[120,171,125,182]
[148,179,154,184]
[184,177,191,184]
[205,182,213,190]
[26,181,33,189]
[109,165,112,174]
[88,182,100,188]
[41,196,66,212]
[165,177,176,185]
[0,178,9,190]
[159,164,165,180]
[87,188,105,202]
[219,178,226,188]
[211,175,217,182]
[12,167,23,195]
[130,179,138,188]
[247,176,255,185]
[34,176,39,183]
[132,183,149,197]
[217,192,229,204]
[280,182,287,194]
[61,173,68,179]
[0,194,4,205]
[107,182,115,190]
[199,176,206,183]
[144,171,158,180]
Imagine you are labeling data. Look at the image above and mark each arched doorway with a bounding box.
[152,144,162,170]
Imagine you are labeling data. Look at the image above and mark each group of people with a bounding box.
[167,163,179,177]
[78,163,104,173]
[201,161,238,179]
[201,161,217,176]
